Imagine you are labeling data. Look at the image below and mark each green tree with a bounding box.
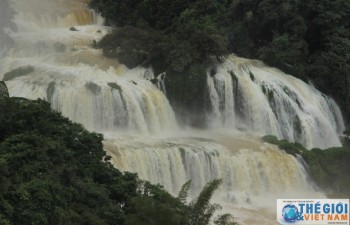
[188,179,222,225]
[0,96,238,225]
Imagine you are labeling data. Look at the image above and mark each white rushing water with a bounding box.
[104,131,322,225]
[104,132,317,202]
[207,56,345,149]
[1,0,177,134]
[0,0,342,224]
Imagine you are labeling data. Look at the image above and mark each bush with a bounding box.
[261,135,305,156]
[261,135,279,145]
[302,147,350,196]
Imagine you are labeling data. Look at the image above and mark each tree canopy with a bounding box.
[0,96,237,225]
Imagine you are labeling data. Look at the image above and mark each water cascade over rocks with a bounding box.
[1,0,177,134]
[0,0,344,224]
[207,56,344,149]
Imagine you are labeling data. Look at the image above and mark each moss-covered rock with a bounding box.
[229,70,237,82]
[108,82,122,92]
[3,66,34,81]
[69,27,79,31]
[249,71,255,81]
[86,82,101,94]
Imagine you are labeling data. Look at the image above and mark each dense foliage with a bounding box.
[261,135,305,156]
[227,0,350,124]
[90,0,350,124]
[303,147,350,196]
[0,97,137,225]
[262,135,350,196]
[0,96,237,225]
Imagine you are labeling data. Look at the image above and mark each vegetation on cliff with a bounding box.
[90,0,350,124]
[262,135,350,196]
[0,96,237,225]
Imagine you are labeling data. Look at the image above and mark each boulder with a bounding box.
[0,81,9,101]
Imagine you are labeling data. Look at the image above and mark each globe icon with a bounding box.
[282,204,299,222]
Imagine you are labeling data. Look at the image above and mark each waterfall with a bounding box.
[207,55,345,149]
[1,0,177,134]
[104,132,323,225]
[0,1,342,224]
[105,134,316,202]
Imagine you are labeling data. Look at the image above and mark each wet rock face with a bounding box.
[0,81,9,101]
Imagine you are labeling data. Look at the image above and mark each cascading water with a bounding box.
[104,133,316,201]
[207,55,345,149]
[104,131,322,225]
[1,0,177,134]
[0,0,343,224]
